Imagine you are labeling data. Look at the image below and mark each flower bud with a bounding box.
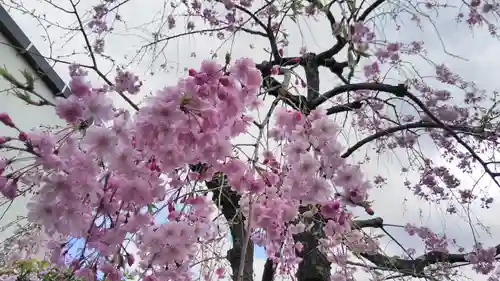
[0,137,11,145]
[0,113,15,127]
[1,180,17,199]
[18,132,28,141]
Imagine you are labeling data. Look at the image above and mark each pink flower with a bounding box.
[215,267,225,278]
[284,139,309,161]
[321,200,341,218]
[333,164,363,188]
[82,91,114,125]
[82,126,118,156]
[100,262,122,281]
[29,131,56,157]
[74,268,96,281]
[55,96,85,124]
[114,68,142,94]
[0,57,389,281]
[311,117,340,139]
[200,60,223,80]
[70,75,92,97]
[1,180,16,199]
[229,58,262,89]
[295,154,320,176]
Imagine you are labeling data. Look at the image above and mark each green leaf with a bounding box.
[147,203,157,213]
[37,260,50,269]
[20,69,35,90]
[13,89,31,102]
[0,67,23,88]
[16,258,38,272]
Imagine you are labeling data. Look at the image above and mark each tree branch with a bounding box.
[234,0,280,61]
[70,0,139,111]
[262,76,309,113]
[342,120,495,158]
[302,53,320,101]
[352,217,384,229]
[313,0,348,63]
[334,217,500,278]
[311,81,500,185]
[310,83,407,109]
[360,244,500,278]
[357,0,386,21]
[261,258,275,281]
[326,100,364,115]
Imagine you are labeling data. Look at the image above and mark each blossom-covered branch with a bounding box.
[2,1,500,281]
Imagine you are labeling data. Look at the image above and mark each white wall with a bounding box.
[0,31,65,242]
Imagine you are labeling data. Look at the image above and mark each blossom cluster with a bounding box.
[221,107,376,271]
[56,65,114,125]
[465,243,498,275]
[404,223,448,252]
[133,58,262,171]
[0,58,268,280]
[0,52,382,280]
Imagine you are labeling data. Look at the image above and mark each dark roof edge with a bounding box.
[0,4,71,98]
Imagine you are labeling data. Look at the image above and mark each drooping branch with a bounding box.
[69,0,139,111]
[342,120,497,158]
[313,0,348,63]
[349,217,500,277]
[336,217,500,278]
[402,91,500,185]
[309,81,500,186]
[357,0,386,21]
[361,243,500,278]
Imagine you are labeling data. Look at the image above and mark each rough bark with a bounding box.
[208,176,254,281]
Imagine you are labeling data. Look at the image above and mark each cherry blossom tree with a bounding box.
[0,0,500,281]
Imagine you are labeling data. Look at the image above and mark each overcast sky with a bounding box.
[2,0,500,280]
